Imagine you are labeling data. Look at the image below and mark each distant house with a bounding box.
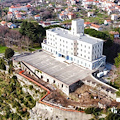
[0,21,7,26]
[104,20,111,25]
[67,12,76,20]
[87,12,94,17]
[90,24,102,31]
[9,4,31,12]
[109,31,119,38]
[111,14,118,20]
[7,11,13,19]
[59,13,68,20]
[34,15,40,20]
[14,10,19,15]
[7,22,16,28]
[84,22,91,27]
[48,4,53,7]
[54,8,61,13]
[71,0,76,5]
[16,14,22,20]
[73,7,78,11]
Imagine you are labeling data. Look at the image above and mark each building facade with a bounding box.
[42,19,106,70]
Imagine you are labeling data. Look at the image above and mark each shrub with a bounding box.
[29,85,33,90]
[5,48,14,59]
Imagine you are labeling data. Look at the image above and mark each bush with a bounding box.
[5,48,14,59]
[0,59,6,70]
[29,85,33,90]
[85,107,94,114]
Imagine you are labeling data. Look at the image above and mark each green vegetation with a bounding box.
[0,58,6,70]
[19,21,45,47]
[106,113,120,120]
[5,48,14,59]
[0,46,7,53]
[84,28,113,47]
[45,25,64,30]
[85,107,102,119]
[0,72,36,119]
[114,53,120,68]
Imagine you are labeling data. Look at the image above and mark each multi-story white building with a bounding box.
[9,5,31,12]
[42,19,106,70]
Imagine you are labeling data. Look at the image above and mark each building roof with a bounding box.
[8,11,12,14]
[16,14,22,18]
[109,31,119,35]
[15,51,92,85]
[1,21,6,25]
[34,15,40,17]
[26,4,31,7]
[84,22,91,25]
[7,22,12,26]
[47,27,103,44]
[105,20,111,22]
[91,24,101,28]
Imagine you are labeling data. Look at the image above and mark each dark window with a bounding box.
[62,84,63,87]
[41,75,43,79]
[47,79,49,82]
[53,80,55,83]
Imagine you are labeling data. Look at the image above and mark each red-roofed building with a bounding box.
[104,20,111,25]
[9,4,30,12]
[90,24,102,31]
[109,31,119,38]
[7,11,13,19]
[67,12,76,19]
[16,14,22,20]
[84,22,91,27]
[0,21,7,26]
[34,15,40,20]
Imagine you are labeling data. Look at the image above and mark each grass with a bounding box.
[12,28,20,31]
[0,46,7,53]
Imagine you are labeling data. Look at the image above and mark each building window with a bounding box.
[62,84,63,88]
[47,79,49,82]
[41,75,43,79]
[53,80,55,83]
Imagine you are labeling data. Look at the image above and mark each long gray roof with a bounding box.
[15,51,92,85]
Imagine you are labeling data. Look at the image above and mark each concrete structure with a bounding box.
[42,19,106,70]
[14,51,93,96]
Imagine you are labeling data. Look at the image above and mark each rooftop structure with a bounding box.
[42,19,106,70]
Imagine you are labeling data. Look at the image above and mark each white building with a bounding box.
[111,14,118,21]
[42,19,106,70]
[9,5,31,12]
[90,24,102,31]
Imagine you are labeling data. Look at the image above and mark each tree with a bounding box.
[19,21,45,46]
[114,53,120,68]
[5,48,14,59]
[0,58,6,70]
